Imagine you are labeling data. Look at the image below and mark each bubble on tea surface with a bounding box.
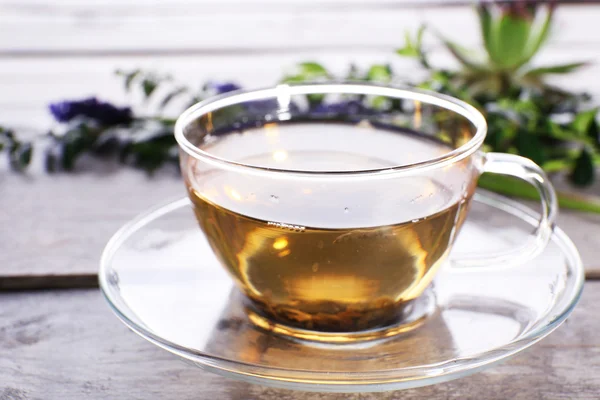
[270,195,279,203]
[312,263,320,272]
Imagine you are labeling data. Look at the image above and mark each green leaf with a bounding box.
[570,148,595,186]
[159,86,188,110]
[477,5,496,62]
[8,142,33,171]
[416,24,426,49]
[439,38,483,71]
[130,131,177,172]
[93,131,121,155]
[478,173,600,214]
[396,46,419,57]
[572,108,598,136]
[542,158,571,173]
[282,62,330,84]
[525,62,588,77]
[515,129,546,165]
[546,120,580,142]
[19,143,32,167]
[142,78,159,99]
[519,6,554,66]
[307,94,325,106]
[485,114,517,151]
[371,96,390,110]
[366,64,392,82]
[297,62,329,77]
[588,118,599,146]
[281,74,305,84]
[491,14,532,68]
[61,143,77,170]
[396,30,419,58]
[478,173,539,199]
[116,69,141,92]
[59,128,93,171]
[404,30,412,46]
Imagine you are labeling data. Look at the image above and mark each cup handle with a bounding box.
[452,152,558,268]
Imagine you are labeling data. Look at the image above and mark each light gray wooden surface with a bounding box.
[1,283,598,399]
[0,166,183,286]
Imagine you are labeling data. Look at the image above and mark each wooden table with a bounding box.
[2,1,600,398]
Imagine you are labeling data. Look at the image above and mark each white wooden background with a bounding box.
[2,1,600,131]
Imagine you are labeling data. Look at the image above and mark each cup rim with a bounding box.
[174,82,487,177]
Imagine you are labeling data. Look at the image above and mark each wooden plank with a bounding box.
[3,0,599,6]
[0,274,98,290]
[1,158,599,286]
[2,4,598,130]
[555,209,600,274]
[0,164,184,280]
[0,4,597,54]
[0,51,407,130]
[0,283,598,398]
[2,45,599,131]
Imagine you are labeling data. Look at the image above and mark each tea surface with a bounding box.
[186,122,473,331]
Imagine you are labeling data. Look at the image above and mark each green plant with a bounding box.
[395,2,598,186]
[282,2,600,212]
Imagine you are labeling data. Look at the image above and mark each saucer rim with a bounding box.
[99,191,585,392]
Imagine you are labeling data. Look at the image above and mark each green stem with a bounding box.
[478,173,600,214]
[138,116,177,126]
[542,159,571,173]
[542,154,600,174]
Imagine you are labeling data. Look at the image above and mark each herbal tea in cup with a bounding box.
[175,83,556,342]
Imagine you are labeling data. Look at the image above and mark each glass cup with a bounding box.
[174,82,557,342]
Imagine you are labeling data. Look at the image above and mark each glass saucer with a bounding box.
[99,191,584,393]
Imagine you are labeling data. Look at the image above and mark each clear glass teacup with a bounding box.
[175,83,556,342]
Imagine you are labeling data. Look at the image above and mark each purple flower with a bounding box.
[311,100,371,115]
[488,0,554,20]
[49,97,133,126]
[205,82,242,95]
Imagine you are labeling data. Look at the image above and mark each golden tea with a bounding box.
[190,193,469,331]
[184,122,474,332]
